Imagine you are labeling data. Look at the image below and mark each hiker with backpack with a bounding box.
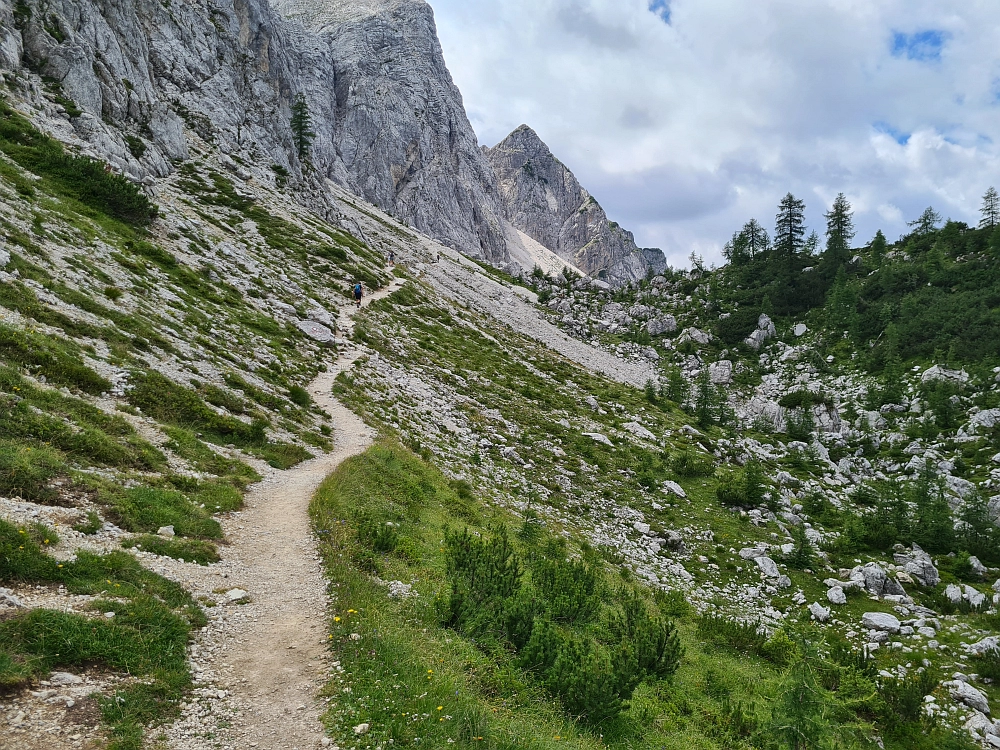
[353,281,363,309]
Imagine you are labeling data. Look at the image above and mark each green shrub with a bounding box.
[531,553,599,624]
[715,458,769,509]
[671,449,714,477]
[607,587,683,686]
[971,648,1000,682]
[72,511,102,535]
[0,97,157,226]
[357,515,400,553]
[288,384,312,407]
[697,614,768,656]
[110,487,222,539]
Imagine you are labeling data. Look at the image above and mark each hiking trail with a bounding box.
[162,277,403,750]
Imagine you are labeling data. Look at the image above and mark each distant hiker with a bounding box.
[353,282,363,309]
[388,250,395,266]
[437,252,441,263]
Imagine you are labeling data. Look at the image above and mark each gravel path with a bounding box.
[161,279,403,750]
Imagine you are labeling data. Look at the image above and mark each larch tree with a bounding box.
[980,186,999,229]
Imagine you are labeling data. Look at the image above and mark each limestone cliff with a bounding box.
[0,0,509,264]
[486,124,666,284]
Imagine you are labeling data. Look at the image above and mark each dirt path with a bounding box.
[162,278,403,750]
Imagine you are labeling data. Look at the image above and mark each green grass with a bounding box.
[109,486,223,539]
[0,518,201,748]
[0,96,157,226]
[122,535,220,565]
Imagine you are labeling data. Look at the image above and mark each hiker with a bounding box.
[353,281,363,309]
[388,250,395,266]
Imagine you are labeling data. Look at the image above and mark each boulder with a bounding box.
[646,316,677,336]
[893,544,940,587]
[809,602,831,622]
[49,672,84,687]
[662,530,687,554]
[945,583,963,604]
[966,636,1000,657]
[157,525,175,538]
[968,556,988,579]
[945,680,991,715]
[678,327,712,346]
[993,579,1000,594]
[755,556,780,578]
[739,547,768,560]
[623,421,657,441]
[0,246,9,268]
[582,432,613,447]
[964,585,987,608]
[793,323,808,337]
[295,319,336,345]
[225,588,249,603]
[921,365,969,384]
[709,360,733,385]
[827,586,847,605]
[662,480,687,499]
[969,409,1000,432]
[861,612,901,633]
[963,712,995,739]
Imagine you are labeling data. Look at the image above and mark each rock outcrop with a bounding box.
[3,0,510,264]
[485,125,665,285]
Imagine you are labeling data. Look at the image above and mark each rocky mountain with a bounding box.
[0,0,509,264]
[486,124,667,283]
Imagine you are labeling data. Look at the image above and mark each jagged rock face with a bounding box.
[486,124,665,286]
[274,0,509,263]
[1,0,509,264]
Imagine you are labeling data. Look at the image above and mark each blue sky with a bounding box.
[429,0,1000,268]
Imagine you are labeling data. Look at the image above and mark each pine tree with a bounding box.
[770,651,842,750]
[868,229,887,266]
[981,186,999,229]
[785,524,815,569]
[774,193,807,266]
[290,93,315,160]
[822,193,855,276]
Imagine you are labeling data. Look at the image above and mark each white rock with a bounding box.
[793,323,808,337]
[945,680,991,715]
[623,421,657,441]
[662,480,686,498]
[946,583,964,604]
[0,247,9,268]
[968,556,988,578]
[646,316,677,336]
[755,556,780,578]
[295,319,336,345]
[353,723,370,735]
[964,711,994,738]
[678,327,712,346]
[49,672,83,686]
[739,547,768,560]
[809,602,831,622]
[709,360,733,385]
[827,586,847,605]
[0,587,25,608]
[225,588,249,603]
[861,612,901,633]
[157,525,175,538]
[921,365,969,384]
[582,432,613,447]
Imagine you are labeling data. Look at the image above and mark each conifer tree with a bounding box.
[908,206,941,236]
[774,193,807,266]
[868,229,887,266]
[981,186,999,229]
[822,193,855,274]
[290,93,315,160]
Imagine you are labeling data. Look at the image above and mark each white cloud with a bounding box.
[430,0,1000,264]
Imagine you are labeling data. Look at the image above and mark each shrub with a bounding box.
[671,449,714,477]
[531,553,599,624]
[972,648,1000,682]
[715,459,769,509]
[357,515,399,553]
[697,614,768,655]
[607,587,683,685]
[72,511,102,535]
[0,97,157,226]
[783,524,815,569]
[439,527,522,635]
[288,384,311,407]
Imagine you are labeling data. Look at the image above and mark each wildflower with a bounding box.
[335,616,341,622]
[437,706,442,711]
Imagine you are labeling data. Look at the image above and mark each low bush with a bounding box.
[0,97,157,226]
[715,458,769,509]
[288,384,312,407]
[671,449,714,477]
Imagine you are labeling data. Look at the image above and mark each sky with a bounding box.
[428,0,1000,268]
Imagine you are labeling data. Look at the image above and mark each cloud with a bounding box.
[430,0,1000,266]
